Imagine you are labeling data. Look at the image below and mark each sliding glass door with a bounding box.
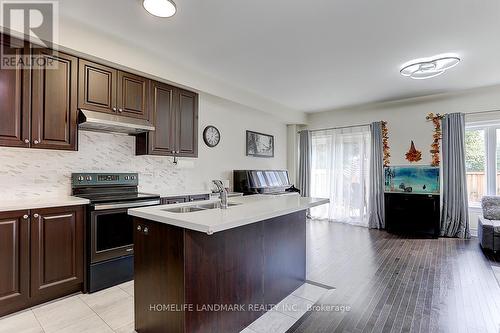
[310,126,370,226]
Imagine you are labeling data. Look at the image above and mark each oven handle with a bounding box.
[92,199,160,211]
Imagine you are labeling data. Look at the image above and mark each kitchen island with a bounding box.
[128,194,328,333]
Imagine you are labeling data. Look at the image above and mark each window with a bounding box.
[310,126,370,226]
[465,123,500,206]
[465,128,486,204]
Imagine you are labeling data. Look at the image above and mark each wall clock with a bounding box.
[203,126,220,147]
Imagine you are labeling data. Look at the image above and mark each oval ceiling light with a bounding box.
[400,54,460,80]
[143,0,176,18]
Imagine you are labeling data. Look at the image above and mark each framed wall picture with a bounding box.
[246,130,274,157]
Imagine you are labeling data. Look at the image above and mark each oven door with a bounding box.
[90,199,159,263]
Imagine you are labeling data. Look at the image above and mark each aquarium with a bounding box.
[384,166,440,194]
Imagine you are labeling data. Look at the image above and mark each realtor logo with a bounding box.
[0,0,59,69]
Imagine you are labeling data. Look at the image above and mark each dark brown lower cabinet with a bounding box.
[30,206,84,302]
[0,205,84,317]
[0,210,30,316]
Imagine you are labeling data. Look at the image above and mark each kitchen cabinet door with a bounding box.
[0,210,30,317]
[176,89,198,157]
[136,81,176,155]
[117,71,149,119]
[31,50,78,150]
[0,34,30,148]
[30,206,84,301]
[78,59,117,114]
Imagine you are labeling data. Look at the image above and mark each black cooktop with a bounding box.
[75,192,160,204]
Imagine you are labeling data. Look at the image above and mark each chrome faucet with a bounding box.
[213,180,228,209]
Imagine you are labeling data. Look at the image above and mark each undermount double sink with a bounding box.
[163,201,241,213]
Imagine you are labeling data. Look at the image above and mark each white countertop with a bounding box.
[0,196,90,212]
[128,194,329,234]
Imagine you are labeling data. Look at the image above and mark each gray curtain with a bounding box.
[441,113,470,238]
[298,130,311,197]
[368,122,385,229]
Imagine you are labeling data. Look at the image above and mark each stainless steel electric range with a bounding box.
[71,173,160,293]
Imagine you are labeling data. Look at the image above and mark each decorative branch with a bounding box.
[381,121,390,167]
[405,141,422,162]
[426,113,445,166]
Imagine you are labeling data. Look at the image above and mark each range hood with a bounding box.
[78,109,155,135]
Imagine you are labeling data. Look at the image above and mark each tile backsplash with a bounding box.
[0,131,196,200]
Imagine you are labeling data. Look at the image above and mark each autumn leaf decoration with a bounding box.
[381,121,390,167]
[426,113,444,166]
[405,141,422,162]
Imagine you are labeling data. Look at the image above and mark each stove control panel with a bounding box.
[71,173,139,187]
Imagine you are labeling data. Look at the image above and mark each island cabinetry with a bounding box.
[133,210,306,333]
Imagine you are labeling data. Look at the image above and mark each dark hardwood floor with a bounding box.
[289,221,500,333]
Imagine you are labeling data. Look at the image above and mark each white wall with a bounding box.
[195,93,288,187]
[306,84,500,235]
[307,84,500,165]
[6,19,305,124]
[0,92,287,200]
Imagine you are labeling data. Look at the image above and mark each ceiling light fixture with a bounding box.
[143,0,176,18]
[400,54,460,80]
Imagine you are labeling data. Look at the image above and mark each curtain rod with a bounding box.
[298,122,372,133]
[296,110,500,134]
[464,109,500,116]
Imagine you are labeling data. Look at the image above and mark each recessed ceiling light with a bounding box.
[143,0,176,18]
[400,54,460,80]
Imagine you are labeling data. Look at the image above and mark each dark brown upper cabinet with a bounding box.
[78,59,149,120]
[177,88,198,157]
[0,34,30,148]
[0,210,30,317]
[31,50,78,151]
[0,33,77,151]
[117,71,150,119]
[136,83,198,157]
[136,81,176,155]
[78,59,117,114]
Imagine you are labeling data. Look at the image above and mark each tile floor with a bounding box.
[0,281,329,333]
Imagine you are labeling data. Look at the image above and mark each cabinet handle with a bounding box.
[33,140,39,145]
[118,108,123,113]
[33,213,39,218]
[24,139,29,144]
[143,227,149,235]
[137,225,142,232]
[112,107,117,112]
[23,214,29,219]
